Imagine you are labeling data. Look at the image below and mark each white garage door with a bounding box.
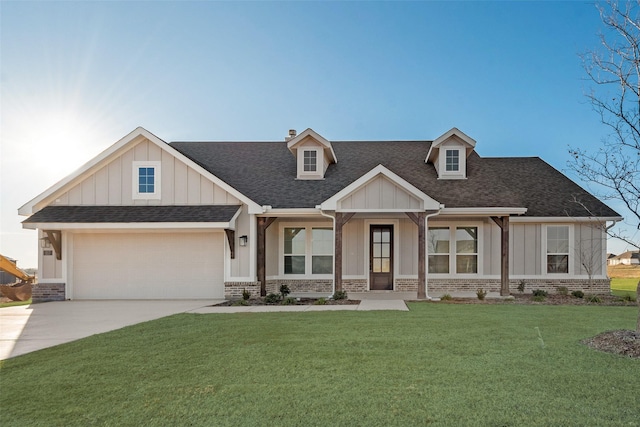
[72,232,224,299]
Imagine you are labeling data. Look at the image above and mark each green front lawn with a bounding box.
[611,278,638,299]
[0,298,31,308]
[1,305,638,426]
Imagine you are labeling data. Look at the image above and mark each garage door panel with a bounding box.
[73,232,224,299]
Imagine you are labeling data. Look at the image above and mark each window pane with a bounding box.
[445,150,459,171]
[456,255,478,274]
[428,228,449,253]
[284,228,306,255]
[381,259,390,273]
[373,244,381,258]
[547,226,569,254]
[303,150,317,172]
[373,258,382,273]
[381,243,390,258]
[381,231,390,243]
[312,256,332,274]
[547,255,568,274]
[456,227,477,254]
[312,228,332,254]
[285,256,305,274]
[428,255,449,273]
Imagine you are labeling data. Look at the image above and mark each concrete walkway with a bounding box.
[0,298,408,360]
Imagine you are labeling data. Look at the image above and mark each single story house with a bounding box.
[608,251,640,266]
[19,127,621,302]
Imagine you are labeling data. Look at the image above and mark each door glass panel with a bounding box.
[381,243,390,258]
[381,259,390,273]
[373,258,382,273]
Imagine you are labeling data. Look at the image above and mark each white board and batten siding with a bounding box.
[50,139,240,207]
[339,175,422,211]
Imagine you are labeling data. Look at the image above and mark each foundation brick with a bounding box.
[32,283,65,302]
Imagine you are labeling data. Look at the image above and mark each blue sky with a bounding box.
[1,1,636,267]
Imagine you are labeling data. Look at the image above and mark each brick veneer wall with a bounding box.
[265,279,333,294]
[224,282,260,299]
[342,279,367,293]
[426,278,611,295]
[32,282,65,302]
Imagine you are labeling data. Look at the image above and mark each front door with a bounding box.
[370,225,393,290]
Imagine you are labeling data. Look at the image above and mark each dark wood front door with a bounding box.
[370,225,393,290]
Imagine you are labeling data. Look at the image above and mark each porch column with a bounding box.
[405,212,427,299]
[257,217,276,296]
[491,216,510,296]
[334,212,355,292]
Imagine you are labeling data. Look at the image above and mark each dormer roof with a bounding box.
[425,127,476,164]
[286,128,338,164]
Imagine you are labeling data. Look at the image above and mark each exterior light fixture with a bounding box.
[40,237,51,249]
[239,235,248,247]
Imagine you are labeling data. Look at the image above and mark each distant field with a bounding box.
[608,264,639,299]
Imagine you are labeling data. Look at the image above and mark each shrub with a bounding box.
[242,288,251,301]
[532,289,548,297]
[232,299,249,306]
[532,295,546,302]
[556,286,569,296]
[265,293,280,304]
[281,297,297,305]
[476,288,487,300]
[571,290,585,299]
[517,281,526,293]
[314,297,327,305]
[621,293,635,302]
[332,290,348,300]
[586,294,602,304]
[441,294,453,301]
[280,285,291,298]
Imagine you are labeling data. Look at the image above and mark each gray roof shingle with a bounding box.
[23,205,241,223]
[170,140,619,218]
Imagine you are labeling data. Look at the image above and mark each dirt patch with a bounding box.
[582,330,640,359]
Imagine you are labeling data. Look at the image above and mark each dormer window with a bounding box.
[286,128,338,180]
[445,149,459,172]
[303,150,317,172]
[426,128,476,180]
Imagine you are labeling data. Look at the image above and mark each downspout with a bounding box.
[424,208,443,300]
[317,206,337,297]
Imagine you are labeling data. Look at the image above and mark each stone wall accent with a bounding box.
[32,282,65,302]
[343,279,367,293]
[426,278,611,295]
[224,282,260,299]
[265,279,333,294]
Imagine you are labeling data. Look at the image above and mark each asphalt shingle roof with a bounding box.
[23,205,241,223]
[170,140,619,218]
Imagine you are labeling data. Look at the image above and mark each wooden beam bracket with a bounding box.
[44,230,62,261]
[224,229,236,259]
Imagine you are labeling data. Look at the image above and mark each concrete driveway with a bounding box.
[0,300,219,360]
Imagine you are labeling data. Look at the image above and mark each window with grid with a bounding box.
[445,149,459,171]
[547,225,569,273]
[138,167,155,193]
[303,150,317,172]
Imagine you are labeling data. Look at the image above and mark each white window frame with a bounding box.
[438,145,466,179]
[427,222,482,276]
[297,147,323,178]
[279,222,334,278]
[303,150,318,173]
[132,161,161,200]
[445,149,460,172]
[542,224,573,275]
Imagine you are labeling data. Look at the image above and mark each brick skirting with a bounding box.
[425,278,611,295]
[265,279,333,294]
[32,283,65,302]
[224,282,260,299]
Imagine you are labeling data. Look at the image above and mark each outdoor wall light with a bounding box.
[40,237,51,249]
[239,235,248,247]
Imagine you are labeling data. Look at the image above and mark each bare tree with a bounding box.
[568,0,640,250]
